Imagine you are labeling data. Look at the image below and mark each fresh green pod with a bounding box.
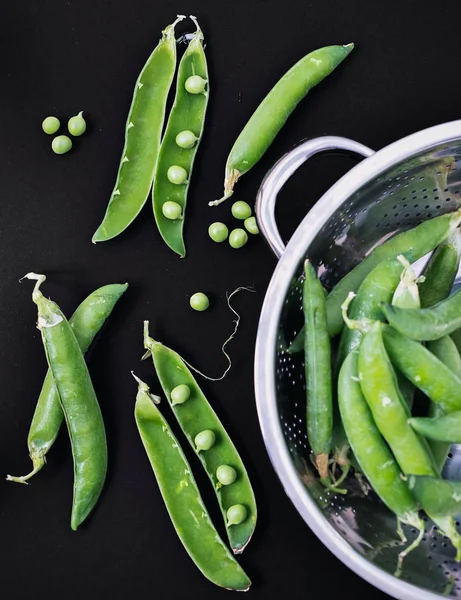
[143,322,256,554]
[382,326,461,414]
[134,376,251,591]
[24,274,107,530]
[210,44,354,206]
[153,16,208,257]
[326,209,461,336]
[382,288,461,341]
[419,230,461,308]
[337,257,404,368]
[408,476,461,520]
[93,16,184,243]
[7,283,127,484]
[338,353,425,539]
[358,322,435,476]
[303,260,332,480]
[410,411,461,443]
[452,328,461,356]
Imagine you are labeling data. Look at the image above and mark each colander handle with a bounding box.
[255,136,375,258]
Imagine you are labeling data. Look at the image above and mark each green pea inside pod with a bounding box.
[185,75,207,94]
[216,464,237,486]
[68,111,87,136]
[175,130,198,149]
[171,384,191,406]
[167,165,188,185]
[162,201,182,220]
[194,430,216,452]
[226,504,248,527]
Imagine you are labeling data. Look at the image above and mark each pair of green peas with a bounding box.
[161,74,207,222]
[170,382,247,527]
[209,201,259,249]
[42,112,87,154]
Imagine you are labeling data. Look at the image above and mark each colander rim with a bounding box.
[254,119,461,600]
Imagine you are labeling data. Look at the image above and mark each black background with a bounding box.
[0,1,458,599]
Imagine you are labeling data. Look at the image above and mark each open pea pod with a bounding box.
[143,322,257,554]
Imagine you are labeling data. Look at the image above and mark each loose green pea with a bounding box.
[190,292,209,312]
[216,465,237,486]
[244,216,259,235]
[167,165,188,185]
[231,201,252,220]
[175,130,198,149]
[68,111,87,136]
[208,222,229,243]
[226,504,248,526]
[171,384,191,406]
[42,116,60,135]
[185,75,207,94]
[229,229,248,249]
[162,201,182,220]
[195,430,216,452]
[52,135,72,155]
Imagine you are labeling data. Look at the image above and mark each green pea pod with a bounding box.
[326,209,461,336]
[92,16,184,242]
[419,230,461,308]
[337,257,404,368]
[358,322,435,477]
[134,376,251,591]
[338,353,425,543]
[408,475,461,518]
[382,326,461,414]
[143,322,256,554]
[410,411,461,443]
[210,44,354,206]
[425,336,461,470]
[288,285,327,354]
[303,260,332,481]
[25,273,107,530]
[153,16,208,257]
[7,283,127,484]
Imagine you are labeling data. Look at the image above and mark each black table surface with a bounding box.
[1,1,458,598]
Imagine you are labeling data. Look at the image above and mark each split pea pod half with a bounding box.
[143,322,256,554]
[326,209,461,336]
[338,352,425,561]
[7,283,127,484]
[92,16,185,243]
[303,261,332,481]
[134,375,251,591]
[210,44,354,206]
[153,16,208,257]
[24,273,107,530]
[408,475,461,518]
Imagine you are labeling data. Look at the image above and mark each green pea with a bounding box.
[175,130,198,149]
[244,216,259,235]
[162,201,182,220]
[216,465,237,486]
[167,165,188,185]
[208,222,229,243]
[185,75,207,94]
[42,116,60,135]
[231,201,252,220]
[194,430,216,452]
[229,229,248,249]
[226,504,248,527]
[171,384,191,406]
[52,135,72,155]
[190,292,209,312]
[68,111,87,136]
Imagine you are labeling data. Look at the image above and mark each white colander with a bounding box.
[254,122,461,600]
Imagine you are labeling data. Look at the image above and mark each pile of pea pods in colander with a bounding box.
[254,122,461,600]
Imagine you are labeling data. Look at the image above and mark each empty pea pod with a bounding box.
[24,274,107,530]
[134,375,251,591]
[143,321,256,554]
[7,282,127,484]
[153,16,208,257]
[92,16,184,243]
[326,209,461,336]
[210,44,354,205]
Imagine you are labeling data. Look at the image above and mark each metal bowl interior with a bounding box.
[255,121,461,600]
